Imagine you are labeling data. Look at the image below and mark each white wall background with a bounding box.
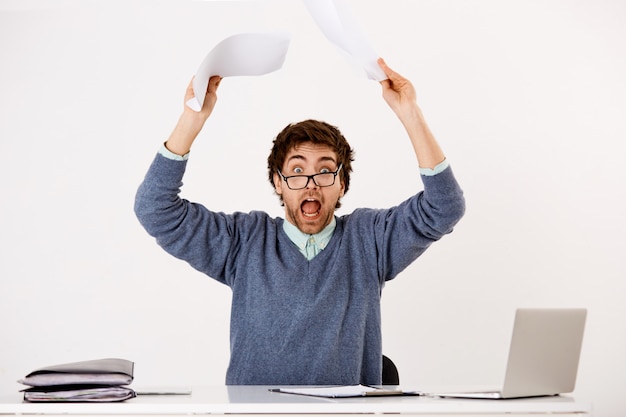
[1,0,624,415]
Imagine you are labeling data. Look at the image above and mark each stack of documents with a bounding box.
[18,358,136,402]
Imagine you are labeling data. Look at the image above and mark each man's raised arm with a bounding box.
[165,75,222,157]
[377,58,445,171]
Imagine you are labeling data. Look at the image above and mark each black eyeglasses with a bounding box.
[277,164,343,190]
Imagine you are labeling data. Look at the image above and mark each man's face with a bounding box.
[273,142,345,235]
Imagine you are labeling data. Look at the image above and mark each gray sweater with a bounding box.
[135,153,465,385]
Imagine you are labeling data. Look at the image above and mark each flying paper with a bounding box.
[302,0,385,81]
[187,32,292,111]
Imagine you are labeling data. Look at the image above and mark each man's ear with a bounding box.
[273,172,283,195]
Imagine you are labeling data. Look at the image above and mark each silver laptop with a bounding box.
[436,308,587,399]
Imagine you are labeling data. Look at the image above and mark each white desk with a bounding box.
[0,386,592,417]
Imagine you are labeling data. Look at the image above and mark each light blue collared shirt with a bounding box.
[160,144,189,161]
[419,159,449,176]
[282,217,336,260]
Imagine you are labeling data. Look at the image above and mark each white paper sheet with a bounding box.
[271,385,415,398]
[187,32,292,111]
[302,0,386,81]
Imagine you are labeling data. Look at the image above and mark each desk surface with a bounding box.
[0,386,592,416]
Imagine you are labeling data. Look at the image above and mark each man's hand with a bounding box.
[378,58,418,120]
[165,75,222,156]
[184,75,222,121]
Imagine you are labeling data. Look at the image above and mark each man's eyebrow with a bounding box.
[286,155,305,162]
[286,155,337,164]
[319,156,337,163]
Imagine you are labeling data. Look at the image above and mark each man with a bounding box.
[135,58,465,385]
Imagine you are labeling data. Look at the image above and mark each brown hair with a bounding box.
[267,119,354,208]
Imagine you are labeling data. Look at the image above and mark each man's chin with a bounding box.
[297,217,326,235]
[285,209,331,235]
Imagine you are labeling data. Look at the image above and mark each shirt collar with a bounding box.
[282,217,336,251]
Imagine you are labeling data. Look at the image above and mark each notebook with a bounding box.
[434,308,587,399]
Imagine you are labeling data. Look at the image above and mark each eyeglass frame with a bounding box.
[277,163,343,190]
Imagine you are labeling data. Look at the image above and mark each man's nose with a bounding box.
[306,176,319,189]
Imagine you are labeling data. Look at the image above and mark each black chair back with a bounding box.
[382,355,399,385]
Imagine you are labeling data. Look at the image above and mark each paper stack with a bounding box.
[18,358,136,402]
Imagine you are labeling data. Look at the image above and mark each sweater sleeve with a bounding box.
[376,165,465,280]
[134,153,236,284]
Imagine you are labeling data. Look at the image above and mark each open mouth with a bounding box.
[301,198,321,218]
